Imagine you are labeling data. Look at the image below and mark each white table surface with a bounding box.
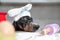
[15,32,60,40]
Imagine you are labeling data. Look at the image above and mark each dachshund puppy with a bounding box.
[8,4,40,32]
[13,16,40,32]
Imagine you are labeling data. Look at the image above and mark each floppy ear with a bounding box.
[13,21,21,31]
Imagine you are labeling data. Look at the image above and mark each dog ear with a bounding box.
[13,21,21,31]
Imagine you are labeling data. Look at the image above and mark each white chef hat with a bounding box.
[8,4,32,17]
[14,11,31,21]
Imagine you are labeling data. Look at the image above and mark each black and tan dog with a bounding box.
[13,16,40,32]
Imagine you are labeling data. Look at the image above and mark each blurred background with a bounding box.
[0,0,60,31]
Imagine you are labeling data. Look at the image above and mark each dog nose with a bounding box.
[32,24,40,32]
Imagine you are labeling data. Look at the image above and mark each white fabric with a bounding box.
[8,8,22,17]
[14,11,31,21]
[24,4,32,11]
[15,32,58,40]
[8,4,32,17]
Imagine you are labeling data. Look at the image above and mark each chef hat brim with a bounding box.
[14,11,31,21]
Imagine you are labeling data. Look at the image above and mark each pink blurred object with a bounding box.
[0,12,7,22]
[44,24,60,35]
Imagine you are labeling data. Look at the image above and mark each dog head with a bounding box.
[13,16,40,32]
[13,16,33,32]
